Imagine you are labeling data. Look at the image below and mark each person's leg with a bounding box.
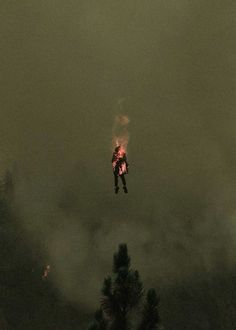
[120,174,126,186]
[121,175,128,193]
[114,173,119,193]
[114,173,118,186]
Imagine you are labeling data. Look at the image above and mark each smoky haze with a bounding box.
[1,0,236,326]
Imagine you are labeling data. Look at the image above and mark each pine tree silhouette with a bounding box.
[139,289,160,330]
[88,308,107,330]
[90,244,162,329]
[98,244,143,329]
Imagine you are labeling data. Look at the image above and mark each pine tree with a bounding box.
[92,244,143,330]
[90,244,162,330]
[139,289,160,330]
[113,243,130,273]
[88,308,107,330]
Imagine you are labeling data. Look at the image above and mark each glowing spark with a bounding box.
[42,265,51,280]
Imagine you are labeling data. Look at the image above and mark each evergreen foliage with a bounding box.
[90,244,161,330]
[88,308,107,330]
[113,243,130,273]
[139,289,160,330]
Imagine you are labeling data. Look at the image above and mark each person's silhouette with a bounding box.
[112,146,129,194]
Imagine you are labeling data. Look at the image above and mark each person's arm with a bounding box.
[112,153,116,162]
[123,154,128,165]
[124,154,129,170]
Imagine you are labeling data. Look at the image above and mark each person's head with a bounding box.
[115,146,121,152]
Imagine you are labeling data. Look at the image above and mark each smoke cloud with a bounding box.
[112,113,130,151]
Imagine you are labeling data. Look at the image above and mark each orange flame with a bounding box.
[42,265,51,280]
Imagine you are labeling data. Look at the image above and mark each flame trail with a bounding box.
[112,114,130,154]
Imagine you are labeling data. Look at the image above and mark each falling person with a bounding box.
[112,145,129,194]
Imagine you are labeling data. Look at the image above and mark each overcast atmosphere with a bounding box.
[1,1,236,329]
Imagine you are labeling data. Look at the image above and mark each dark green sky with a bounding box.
[1,0,236,327]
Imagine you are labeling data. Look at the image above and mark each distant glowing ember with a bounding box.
[42,265,50,279]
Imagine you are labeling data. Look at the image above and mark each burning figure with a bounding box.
[112,145,129,194]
